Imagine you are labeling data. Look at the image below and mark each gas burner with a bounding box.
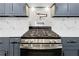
[21,26,60,39]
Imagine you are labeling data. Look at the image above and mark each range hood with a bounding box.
[21,26,60,39]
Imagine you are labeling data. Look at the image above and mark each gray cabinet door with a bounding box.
[4,3,13,16]
[0,4,5,16]
[68,3,79,16]
[55,3,68,16]
[64,49,78,56]
[0,38,9,56]
[0,3,26,16]
[0,38,5,56]
[13,3,26,16]
[62,37,79,56]
[3,38,9,56]
[9,38,20,56]
[13,38,20,56]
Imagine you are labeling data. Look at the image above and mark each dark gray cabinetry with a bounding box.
[0,4,5,16]
[0,37,20,56]
[4,3,13,16]
[13,3,26,16]
[63,49,78,56]
[62,37,79,56]
[9,38,20,56]
[55,3,68,16]
[0,38,9,56]
[68,3,79,16]
[54,3,79,16]
[0,3,27,16]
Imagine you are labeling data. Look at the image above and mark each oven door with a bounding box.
[20,39,62,56]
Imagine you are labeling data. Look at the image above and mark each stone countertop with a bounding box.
[1,27,79,37]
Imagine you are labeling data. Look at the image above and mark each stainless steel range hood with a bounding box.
[21,26,60,39]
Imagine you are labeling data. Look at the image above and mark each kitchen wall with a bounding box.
[0,7,79,37]
[0,17,29,37]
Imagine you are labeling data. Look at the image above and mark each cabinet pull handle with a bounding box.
[5,51,8,56]
[0,42,2,44]
[67,41,77,43]
[11,42,19,44]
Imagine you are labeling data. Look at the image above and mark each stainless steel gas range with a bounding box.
[20,26,62,56]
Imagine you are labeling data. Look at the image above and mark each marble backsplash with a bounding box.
[0,17,79,37]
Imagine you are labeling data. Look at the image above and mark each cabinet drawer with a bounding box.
[62,37,79,49]
[62,37,79,43]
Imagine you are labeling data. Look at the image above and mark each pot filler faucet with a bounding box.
[37,13,47,20]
